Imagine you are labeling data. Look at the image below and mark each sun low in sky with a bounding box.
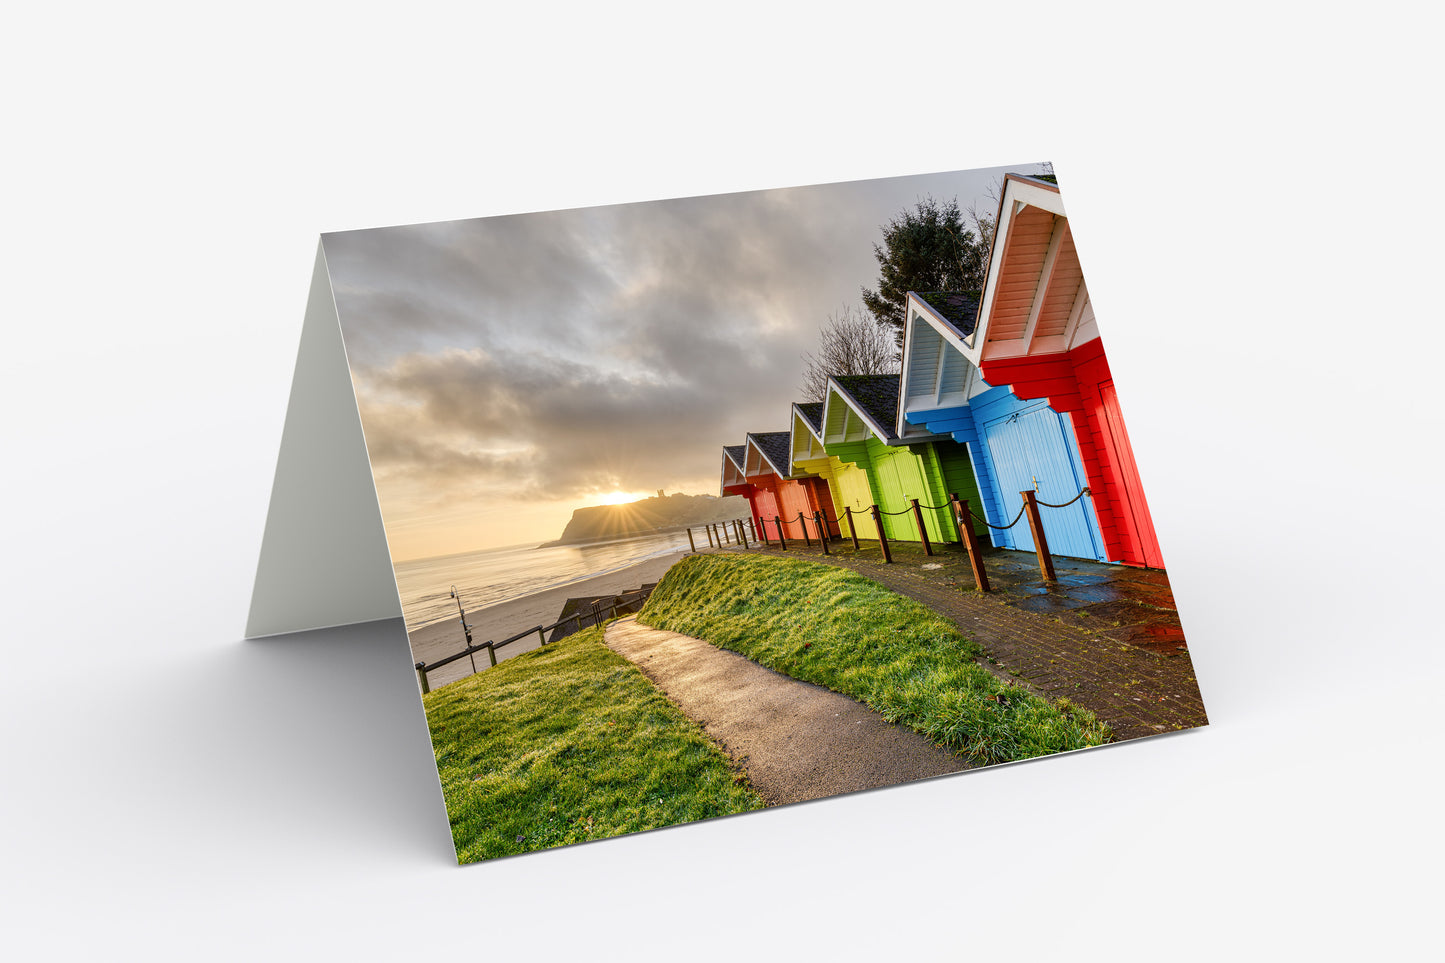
[591,489,652,507]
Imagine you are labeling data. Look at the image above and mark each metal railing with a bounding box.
[415,586,654,694]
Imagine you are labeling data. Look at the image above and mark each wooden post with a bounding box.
[415,663,430,695]
[705,524,714,548]
[845,507,860,550]
[910,498,934,556]
[799,513,812,547]
[736,519,749,548]
[756,517,769,545]
[871,505,892,563]
[537,626,547,647]
[686,526,697,553]
[947,492,965,545]
[813,512,830,554]
[953,497,990,593]
[487,643,497,667]
[774,517,788,550]
[1021,490,1056,581]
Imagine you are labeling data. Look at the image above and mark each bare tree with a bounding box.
[798,304,901,402]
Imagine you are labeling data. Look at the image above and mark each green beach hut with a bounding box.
[819,374,989,545]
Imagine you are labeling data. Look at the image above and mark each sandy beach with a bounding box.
[409,549,691,688]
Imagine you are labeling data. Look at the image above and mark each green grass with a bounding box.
[423,624,763,864]
[638,553,1111,764]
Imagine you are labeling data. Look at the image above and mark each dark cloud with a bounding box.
[356,347,726,501]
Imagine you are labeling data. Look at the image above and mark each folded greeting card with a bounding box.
[248,164,1207,864]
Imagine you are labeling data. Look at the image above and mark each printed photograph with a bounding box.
[324,165,1208,864]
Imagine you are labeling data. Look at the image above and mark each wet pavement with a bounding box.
[698,536,1207,743]
[970,551,1188,656]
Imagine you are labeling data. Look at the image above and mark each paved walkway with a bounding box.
[705,541,1208,743]
[604,617,969,806]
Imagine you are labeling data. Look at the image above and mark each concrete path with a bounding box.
[604,617,968,806]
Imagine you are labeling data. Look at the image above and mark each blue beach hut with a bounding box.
[897,291,1107,561]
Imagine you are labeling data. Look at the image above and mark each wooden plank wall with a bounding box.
[982,338,1162,568]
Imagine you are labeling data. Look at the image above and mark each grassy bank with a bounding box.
[638,553,1110,764]
[424,624,763,864]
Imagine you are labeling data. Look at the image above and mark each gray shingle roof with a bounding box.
[918,291,981,339]
[794,402,824,434]
[748,431,792,476]
[831,375,900,441]
[723,444,747,470]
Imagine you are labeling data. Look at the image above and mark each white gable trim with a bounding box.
[897,292,992,434]
[788,404,829,475]
[973,175,1068,357]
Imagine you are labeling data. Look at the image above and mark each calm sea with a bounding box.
[393,531,695,633]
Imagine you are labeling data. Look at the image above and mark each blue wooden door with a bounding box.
[982,403,1103,561]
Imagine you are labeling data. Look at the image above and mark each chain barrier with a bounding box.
[968,503,1028,530]
[758,486,1090,537]
[1035,487,1092,509]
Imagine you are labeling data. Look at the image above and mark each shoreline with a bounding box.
[408,549,691,688]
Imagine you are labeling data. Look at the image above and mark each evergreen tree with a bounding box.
[861,196,989,338]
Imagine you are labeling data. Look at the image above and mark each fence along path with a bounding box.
[415,516,759,693]
[414,586,655,693]
[739,487,1095,592]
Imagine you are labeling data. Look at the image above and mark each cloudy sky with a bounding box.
[326,164,1043,560]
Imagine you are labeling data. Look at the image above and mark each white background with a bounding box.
[3,3,1440,959]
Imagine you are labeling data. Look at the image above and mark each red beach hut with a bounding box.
[965,173,1163,567]
[743,431,840,542]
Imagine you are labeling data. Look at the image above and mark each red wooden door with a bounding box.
[1098,381,1164,568]
[778,481,812,539]
[753,483,781,538]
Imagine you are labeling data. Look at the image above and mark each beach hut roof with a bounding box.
[794,401,825,434]
[897,290,992,436]
[788,401,830,475]
[829,374,901,442]
[746,431,793,479]
[915,291,980,339]
[720,443,750,496]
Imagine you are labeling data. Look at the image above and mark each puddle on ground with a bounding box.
[1010,582,1123,604]
[1061,584,1125,604]
[1054,574,1111,586]
[1014,595,1093,614]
